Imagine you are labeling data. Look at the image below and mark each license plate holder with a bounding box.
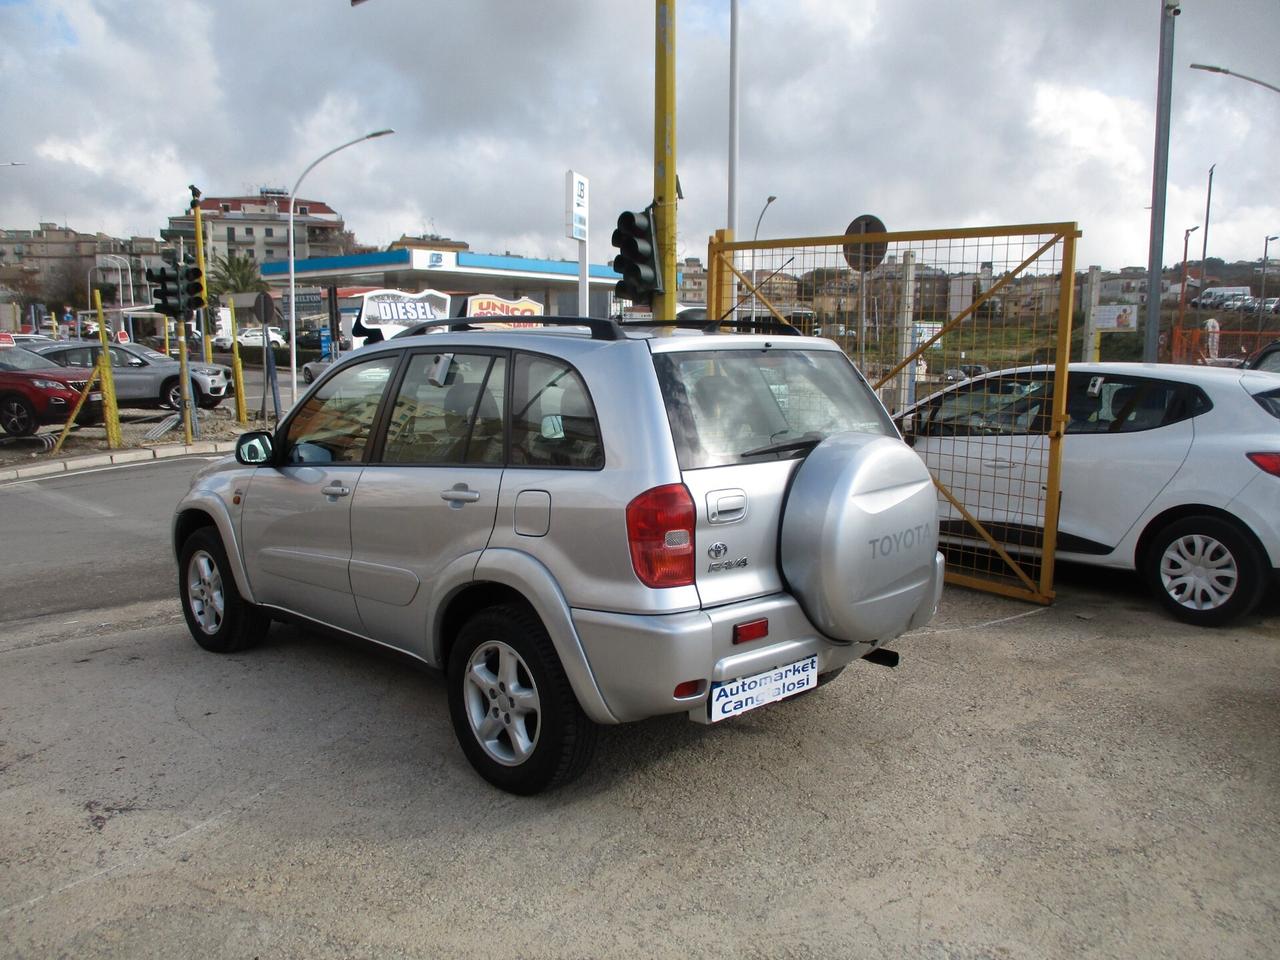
[708,654,818,723]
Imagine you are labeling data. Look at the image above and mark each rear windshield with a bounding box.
[653,348,895,469]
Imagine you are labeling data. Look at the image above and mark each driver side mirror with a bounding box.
[235,431,274,465]
[128,358,145,367]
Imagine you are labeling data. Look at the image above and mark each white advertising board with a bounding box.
[1093,304,1138,332]
[352,288,452,347]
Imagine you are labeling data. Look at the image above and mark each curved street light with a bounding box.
[1176,225,1199,332]
[1260,234,1279,336]
[288,128,394,405]
[749,195,777,318]
[1190,63,1280,97]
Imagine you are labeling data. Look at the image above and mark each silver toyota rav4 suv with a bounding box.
[174,317,943,794]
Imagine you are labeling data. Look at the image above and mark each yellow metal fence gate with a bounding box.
[706,223,1079,604]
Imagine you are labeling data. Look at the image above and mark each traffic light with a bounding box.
[611,205,663,303]
[147,253,180,317]
[179,254,204,313]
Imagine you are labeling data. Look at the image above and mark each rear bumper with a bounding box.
[573,552,943,724]
[573,595,866,724]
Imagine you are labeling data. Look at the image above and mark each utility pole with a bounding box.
[653,0,678,322]
[1144,1,1178,362]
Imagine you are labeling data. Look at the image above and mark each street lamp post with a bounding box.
[749,195,776,319]
[288,128,394,405]
[1190,62,1280,96]
[1176,225,1199,354]
[1259,234,1278,337]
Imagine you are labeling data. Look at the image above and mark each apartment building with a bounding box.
[162,187,346,265]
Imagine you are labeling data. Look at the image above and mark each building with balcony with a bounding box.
[162,188,346,266]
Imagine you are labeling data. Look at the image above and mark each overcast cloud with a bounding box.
[1,0,1277,272]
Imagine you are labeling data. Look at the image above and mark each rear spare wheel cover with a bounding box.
[781,433,939,644]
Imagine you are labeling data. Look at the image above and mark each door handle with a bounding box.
[440,487,481,504]
[322,483,351,499]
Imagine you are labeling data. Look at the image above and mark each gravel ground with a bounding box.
[0,574,1277,959]
[0,406,263,468]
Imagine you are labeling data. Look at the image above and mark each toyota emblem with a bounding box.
[708,542,729,559]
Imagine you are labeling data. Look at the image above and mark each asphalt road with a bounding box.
[0,457,218,622]
[1,460,1278,958]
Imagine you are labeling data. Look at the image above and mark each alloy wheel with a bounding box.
[186,549,225,635]
[0,398,33,435]
[462,640,541,766]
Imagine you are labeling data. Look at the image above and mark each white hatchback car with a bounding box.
[903,363,1280,626]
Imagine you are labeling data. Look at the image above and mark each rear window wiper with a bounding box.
[739,434,823,459]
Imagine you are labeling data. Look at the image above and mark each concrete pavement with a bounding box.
[0,572,1277,958]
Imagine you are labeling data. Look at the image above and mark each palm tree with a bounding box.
[208,251,268,298]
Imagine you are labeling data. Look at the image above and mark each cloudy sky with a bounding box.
[1,0,1278,273]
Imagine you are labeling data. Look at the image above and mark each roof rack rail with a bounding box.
[391,316,625,342]
[622,317,802,337]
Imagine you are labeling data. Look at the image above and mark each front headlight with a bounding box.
[32,379,67,391]
[196,367,221,376]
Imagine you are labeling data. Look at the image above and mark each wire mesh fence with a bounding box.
[708,223,1079,603]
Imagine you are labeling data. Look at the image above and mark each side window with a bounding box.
[57,347,94,368]
[924,374,1052,436]
[284,356,398,464]
[1066,375,1206,434]
[1256,350,1280,374]
[108,346,134,367]
[1100,377,1179,433]
[510,354,603,469]
[380,352,507,465]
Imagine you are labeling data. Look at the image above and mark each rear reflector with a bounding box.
[626,483,696,588]
[1247,452,1280,477]
[732,618,769,644]
[673,680,703,699]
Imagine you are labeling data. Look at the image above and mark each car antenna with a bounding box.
[715,256,796,325]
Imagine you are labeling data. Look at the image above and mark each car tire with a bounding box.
[1143,515,1267,627]
[178,527,270,653]
[447,604,597,795]
[0,395,37,437]
[162,378,202,411]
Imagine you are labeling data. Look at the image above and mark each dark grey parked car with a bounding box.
[31,341,232,409]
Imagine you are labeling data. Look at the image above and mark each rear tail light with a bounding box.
[626,483,696,588]
[1246,452,1280,477]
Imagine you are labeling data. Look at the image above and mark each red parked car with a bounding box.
[0,345,103,437]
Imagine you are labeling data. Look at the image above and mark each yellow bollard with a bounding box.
[92,291,123,449]
[229,301,248,424]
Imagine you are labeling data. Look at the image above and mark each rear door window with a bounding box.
[510,353,603,469]
[653,348,894,469]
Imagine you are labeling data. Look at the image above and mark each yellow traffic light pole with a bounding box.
[653,0,677,322]
[191,196,213,364]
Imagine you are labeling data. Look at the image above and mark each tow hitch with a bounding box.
[862,648,900,669]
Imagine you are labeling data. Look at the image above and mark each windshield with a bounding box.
[0,347,62,372]
[139,347,171,362]
[653,348,895,469]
